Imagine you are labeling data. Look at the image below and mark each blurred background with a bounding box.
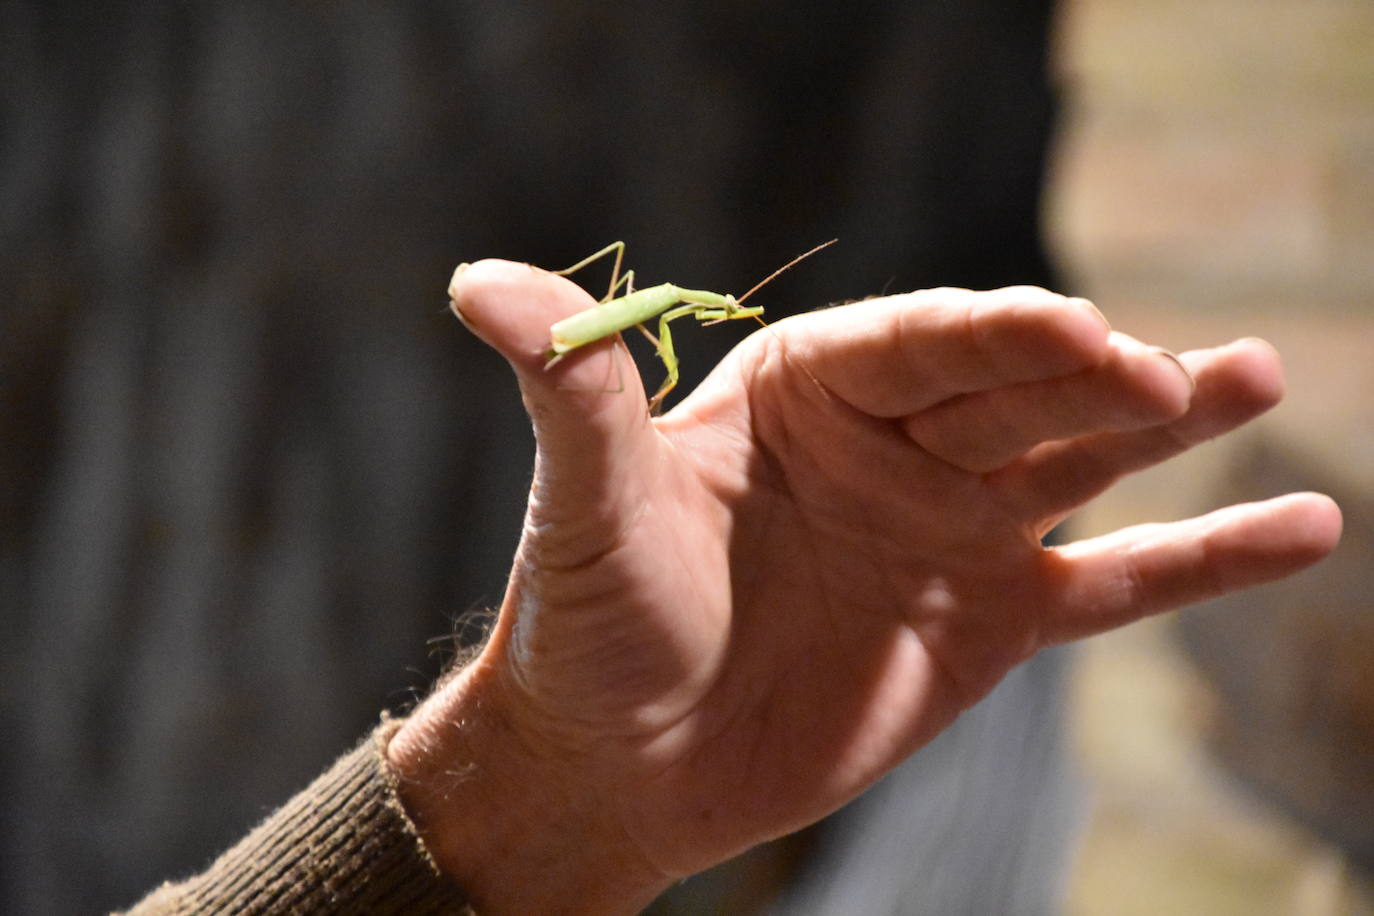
[3,1,1370,914]
[1051,1,1374,912]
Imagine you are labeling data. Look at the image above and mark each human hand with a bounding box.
[388,260,1341,915]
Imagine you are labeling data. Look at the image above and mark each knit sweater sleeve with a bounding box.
[120,718,474,915]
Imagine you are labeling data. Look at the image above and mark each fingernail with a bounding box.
[448,263,473,326]
[1068,296,1111,332]
[1152,346,1196,393]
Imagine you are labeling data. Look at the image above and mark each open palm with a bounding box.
[393,260,1339,914]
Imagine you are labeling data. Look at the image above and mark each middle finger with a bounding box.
[900,332,1196,473]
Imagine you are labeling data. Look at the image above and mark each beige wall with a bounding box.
[1048,2,1374,912]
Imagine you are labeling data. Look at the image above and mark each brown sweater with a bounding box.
[122,720,473,915]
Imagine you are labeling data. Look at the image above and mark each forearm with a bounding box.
[122,720,472,916]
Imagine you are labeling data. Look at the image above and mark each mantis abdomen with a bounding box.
[547,284,738,360]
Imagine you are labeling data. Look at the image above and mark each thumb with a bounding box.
[448,258,658,548]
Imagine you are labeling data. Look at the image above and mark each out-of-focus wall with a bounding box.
[1048,1,1374,912]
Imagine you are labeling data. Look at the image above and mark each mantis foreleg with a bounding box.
[644,294,762,412]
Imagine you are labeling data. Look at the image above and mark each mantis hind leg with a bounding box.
[552,241,632,303]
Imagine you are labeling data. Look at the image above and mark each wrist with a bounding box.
[385,646,670,915]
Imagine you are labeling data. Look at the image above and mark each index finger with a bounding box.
[776,286,1113,418]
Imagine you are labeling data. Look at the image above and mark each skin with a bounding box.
[387,260,1342,915]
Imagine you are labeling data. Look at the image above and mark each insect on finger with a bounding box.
[545,239,836,412]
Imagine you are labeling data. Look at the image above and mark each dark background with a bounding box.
[2,3,1072,912]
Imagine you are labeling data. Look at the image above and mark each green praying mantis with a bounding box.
[545,239,835,413]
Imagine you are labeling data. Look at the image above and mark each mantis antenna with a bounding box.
[736,238,838,306]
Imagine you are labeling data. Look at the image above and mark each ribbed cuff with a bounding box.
[122,719,473,915]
